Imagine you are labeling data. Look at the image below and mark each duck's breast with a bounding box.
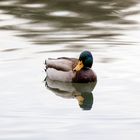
[73,69,97,83]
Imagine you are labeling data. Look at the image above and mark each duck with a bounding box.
[45,51,97,83]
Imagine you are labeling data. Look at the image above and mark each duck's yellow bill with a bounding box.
[75,95,84,105]
[73,61,84,71]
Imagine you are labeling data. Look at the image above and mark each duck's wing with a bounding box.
[45,57,78,82]
[45,57,78,71]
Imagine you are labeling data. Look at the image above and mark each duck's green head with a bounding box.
[73,51,93,71]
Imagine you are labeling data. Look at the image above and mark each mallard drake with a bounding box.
[45,51,97,83]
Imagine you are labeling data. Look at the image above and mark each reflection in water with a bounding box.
[0,0,139,45]
[44,77,96,110]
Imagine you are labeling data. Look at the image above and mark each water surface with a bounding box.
[0,0,140,140]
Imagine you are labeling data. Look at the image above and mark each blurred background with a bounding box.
[0,0,140,140]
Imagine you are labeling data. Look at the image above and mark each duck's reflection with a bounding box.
[44,77,97,110]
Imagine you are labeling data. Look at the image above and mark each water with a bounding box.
[0,0,140,139]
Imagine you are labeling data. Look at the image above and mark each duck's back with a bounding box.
[46,57,78,71]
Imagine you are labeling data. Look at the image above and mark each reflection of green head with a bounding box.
[78,92,93,110]
[73,82,96,110]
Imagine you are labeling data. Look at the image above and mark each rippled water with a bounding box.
[0,0,140,140]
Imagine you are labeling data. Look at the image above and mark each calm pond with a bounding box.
[0,0,140,140]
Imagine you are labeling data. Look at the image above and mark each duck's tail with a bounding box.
[44,60,48,71]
